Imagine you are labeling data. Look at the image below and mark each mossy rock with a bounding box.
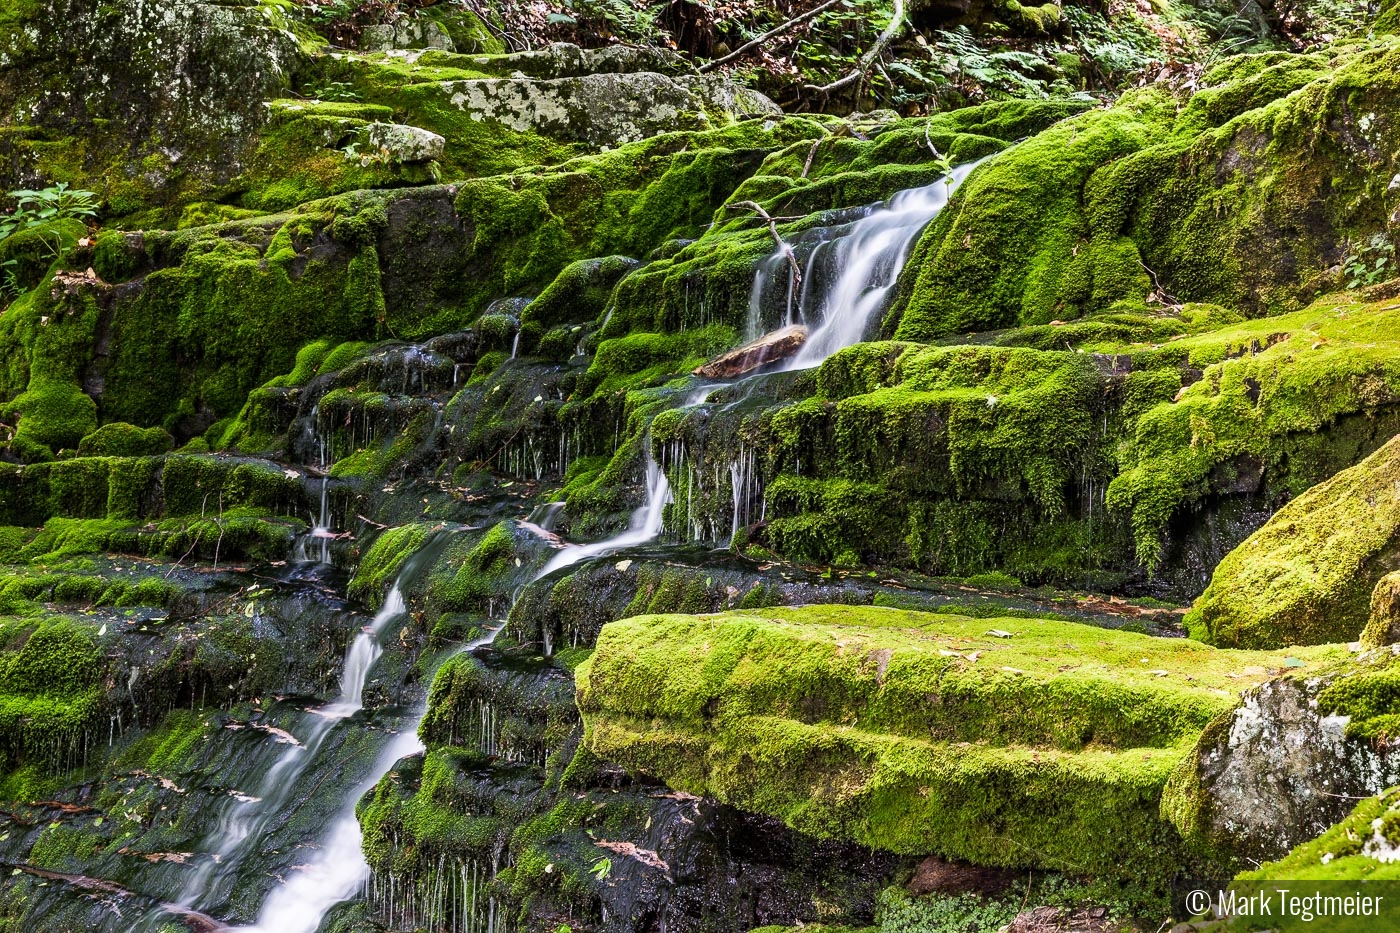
[76,423,174,457]
[1238,787,1400,882]
[1188,433,1400,649]
[576,605,1344,885]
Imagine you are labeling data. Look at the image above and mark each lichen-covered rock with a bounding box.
[1239,786,1400,881]
[436,71,780,148]
[1187,434,1400,649]
[360,19,455,52]
[0,0,309,211]
[361,121,446,163]
[1162,673,1400,869]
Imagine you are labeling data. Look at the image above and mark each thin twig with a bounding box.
[697,0,844,74]
[725,201,803,292]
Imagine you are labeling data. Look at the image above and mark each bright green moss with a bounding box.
[1184,421,1400,649]
[577,606,1344,883]
[76,423,174,457]
[891,91,1178,339]
[0,617,105,774]
[426,522,519,615]
[348,522,435,605]
[1109,293,1400,573]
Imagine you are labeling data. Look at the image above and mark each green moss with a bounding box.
[891,91,1178,339]
[76,423,174,457]
[1187,431,1400,648]
[577,605,1344,883]
[1108,293,1400,574]
[0,617,105,774]
[348,522,435,605]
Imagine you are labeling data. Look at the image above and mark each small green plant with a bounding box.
[0,183,99,240]
[306,79,362,102]
[0,257,19,303]
[590,855,612,881]
[1343,233,1396,289]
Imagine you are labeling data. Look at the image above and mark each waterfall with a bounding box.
[232,621,503,933]
[532,452,671,582]
[293,405,334,564]
[746,157,988,370]
[171,582,409,914]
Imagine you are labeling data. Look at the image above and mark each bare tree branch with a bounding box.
[806,0,906,95]
[698,0,844,74]
[725,200,803,291]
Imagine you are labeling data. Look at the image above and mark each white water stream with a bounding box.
[747,157,987,370]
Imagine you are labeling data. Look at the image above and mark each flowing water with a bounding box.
[167,586,409,917]
[232,621,505,933]
[532,452,672,584]
[746,157,988,370]
[149,166,985,929]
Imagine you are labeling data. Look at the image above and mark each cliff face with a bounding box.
[1,2,1399,931]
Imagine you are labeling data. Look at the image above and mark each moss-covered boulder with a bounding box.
[1187,433,1400,649]
[889,43,1400,338]
[576,605,1345,886]
[0,0,310,213]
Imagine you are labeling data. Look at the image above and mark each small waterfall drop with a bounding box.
[232,619,505,933]
[532,452,671,583]
[172,580,409,914]
[746,157,988,371]
[293,405,334,564]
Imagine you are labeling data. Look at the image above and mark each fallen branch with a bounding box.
[725,200,803,292]
[697,0,844,74]
[806,0,906,95]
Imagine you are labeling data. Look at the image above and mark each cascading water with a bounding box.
[747,157,989,370]
[231,618,506,933]
[293,405,334,564]
[168,584,408,917]
[533,453,671,582]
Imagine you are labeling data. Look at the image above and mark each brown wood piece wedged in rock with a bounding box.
[692,325,808,379]
[906,854,1017,897]
[1361,570,1400,647]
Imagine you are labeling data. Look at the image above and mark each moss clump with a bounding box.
[576,605,1344,884]
[892,43,1400,339]
[1187,433,1400,649]
[891,91,1177,338]
[348,522,435,605]
[76,423,174,457]
[0,617,105,775]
